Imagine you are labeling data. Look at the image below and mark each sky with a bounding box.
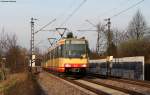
[0,0,149,52]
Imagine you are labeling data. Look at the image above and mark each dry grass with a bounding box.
[0,72,44,95]
[0,73,27,95]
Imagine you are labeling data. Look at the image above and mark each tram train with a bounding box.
[42,33,89,74]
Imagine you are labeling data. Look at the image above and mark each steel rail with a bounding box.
[83,77,144,95]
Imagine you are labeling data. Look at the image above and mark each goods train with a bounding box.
[42,32,89,74]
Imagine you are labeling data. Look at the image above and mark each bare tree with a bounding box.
[112,29,128,46]
[96,23,118,56]
[2,34,28,73]
[0,32,17,53]
[0,31,8,55]
[127,10,147,40]
[96,23,106,55]
[6,34,17,49]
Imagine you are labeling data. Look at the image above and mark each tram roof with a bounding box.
[48,37,87,52]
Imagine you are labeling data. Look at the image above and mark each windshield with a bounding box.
[65,44,86,58]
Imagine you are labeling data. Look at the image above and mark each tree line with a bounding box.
[94,10,150,63]
[0,32,29,73]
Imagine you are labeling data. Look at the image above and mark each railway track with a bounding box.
[61,76,131,95]
[49,72,109,95]
[89,73,150,88]
[109,78,150,88]
[44,71,150,95]
[49,72,142,95]
[82,76,144,95]
[86,74,150,95]
[62,77,110,95]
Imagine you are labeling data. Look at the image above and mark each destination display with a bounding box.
[66,40,86,44]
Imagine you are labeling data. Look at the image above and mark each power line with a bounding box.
[84,0,131,24]
[50,0,77,28]
[77,30,97,32]
[85,19,96,27]
[59,0,87,27]
[97,0,131,18]
[0,0,16,2]
[84,0,132,28]
[35,19,56,34]
[110,0,144,19]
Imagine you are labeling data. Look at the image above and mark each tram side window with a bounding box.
[51,50,54,58]
[58,45,64,57]
[53,48,58,58]
[58,46,61,57]
[55,47,58,58]
[50,52,52,59]
[54,49,56,58]
[61,45,64,57]
[46,53,49,60]
[48,52,50,59]
[58,46,62,57]
[49,52,51,60]
[53,50,55,58]
[55,47,59,58]
[57,47,59,58]
[54,48,56,58]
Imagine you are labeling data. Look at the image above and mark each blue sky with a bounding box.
[0,0,149,52]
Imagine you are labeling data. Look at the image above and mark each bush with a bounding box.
[118,39,150,61]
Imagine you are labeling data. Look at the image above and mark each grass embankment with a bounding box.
[0,72,44,95]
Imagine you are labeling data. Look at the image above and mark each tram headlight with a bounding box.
[64,64,71,67]
[81,64,87,67]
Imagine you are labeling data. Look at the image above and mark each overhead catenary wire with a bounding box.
[50,0,77,28]
[83,1,144,34]
[85,19,97,27]
[35,40,45,47]
[110,0,144,19]
[97,0,132,19]
[83,0,133,29]
[35,18,56,34]
[84,0,144,27]
[0,0,16,2]
[84,0,132,25]
[104,0,145,47]
[59,0,87,27]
